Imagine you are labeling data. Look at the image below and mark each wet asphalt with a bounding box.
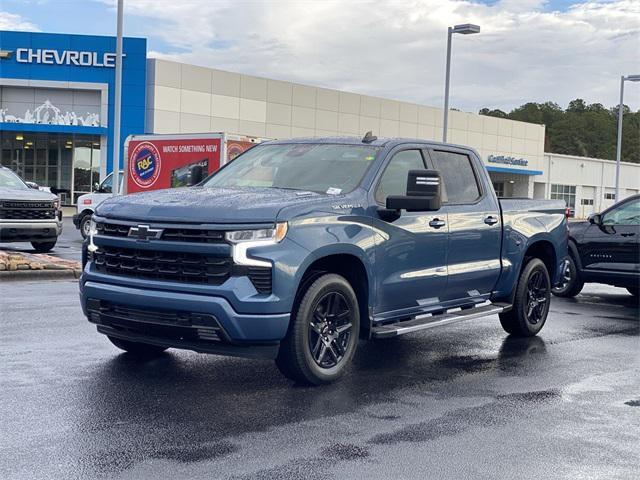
[0,280,638,480]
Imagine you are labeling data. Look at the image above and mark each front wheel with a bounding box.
[276,273,360,385]
[552,254,583,298]
[31,240,56,253]
[79,213,93,239]
[108,336,168,357]
[499,258,551,337]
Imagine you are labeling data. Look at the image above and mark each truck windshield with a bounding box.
[0,168,28,190]
[204,144,380,194]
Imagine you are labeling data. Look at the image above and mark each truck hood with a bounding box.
[0,187,58,202]
[95,186,332,224]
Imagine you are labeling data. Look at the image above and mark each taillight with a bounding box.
[565,207,571,218]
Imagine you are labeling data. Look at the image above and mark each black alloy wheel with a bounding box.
[308,291,354,369]
[499,258,551,337]
[526,270,549,325]
[275,273,360,385]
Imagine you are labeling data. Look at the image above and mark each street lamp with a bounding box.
[615,74,640,200]
[112,0,124,195]
[442,23,480,142]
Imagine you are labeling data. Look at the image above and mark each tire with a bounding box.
[551,254,584,298]
[627,287,639,299]
[79,213,93,239]
[276,273,360,385]
[108,336,168,357]
[499,258,551,337]
[31,240,57,253]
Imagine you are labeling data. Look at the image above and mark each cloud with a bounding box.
[0,11,39,31]
[16,1,640,112]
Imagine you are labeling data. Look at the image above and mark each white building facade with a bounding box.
[145,58,639,217]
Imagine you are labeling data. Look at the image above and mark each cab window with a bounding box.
[430,150,481,204]
[602,198,640,225]
[375,150,426,204]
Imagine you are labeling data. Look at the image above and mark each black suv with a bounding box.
[553,194,640,299]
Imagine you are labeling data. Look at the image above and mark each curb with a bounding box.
[0,269,81,281]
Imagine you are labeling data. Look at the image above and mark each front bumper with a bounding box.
[80,280,290,359]
[0,220,63,242]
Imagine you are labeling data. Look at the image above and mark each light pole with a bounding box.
[112,0,124,195]
[615,74,640,200]
[443,23,480,143]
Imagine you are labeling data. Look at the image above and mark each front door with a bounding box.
[429,148,502,304]
[372,147,449,319]
[580,196,640,277]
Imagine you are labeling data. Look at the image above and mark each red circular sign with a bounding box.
[129,142,162,188]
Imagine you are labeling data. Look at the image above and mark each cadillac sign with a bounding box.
[487,154,529,167]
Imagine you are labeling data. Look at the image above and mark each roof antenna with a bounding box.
[362,131,377,144]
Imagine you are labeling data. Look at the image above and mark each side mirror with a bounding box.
[188,165,205,186]
[26,181,40,190]
[588,213,601,225]
[386,170,442,212]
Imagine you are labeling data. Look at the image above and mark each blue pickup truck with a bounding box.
[80,135,568,384]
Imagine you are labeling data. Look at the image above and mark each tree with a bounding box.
[478,99,640,163]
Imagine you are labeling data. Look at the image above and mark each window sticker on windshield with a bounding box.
[365,155,375,161]
[326,187,342,195]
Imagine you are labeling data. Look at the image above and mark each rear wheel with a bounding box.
[108,336,168,357]
[551,254,583,298]
[31,240,56,253]
[276,273,359,385]
[500,258,551,337]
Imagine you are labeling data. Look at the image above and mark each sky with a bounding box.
[1,0,638,113]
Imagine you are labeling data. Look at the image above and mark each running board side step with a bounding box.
[371,303,510,339]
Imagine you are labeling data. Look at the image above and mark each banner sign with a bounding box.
[127,137,222,194]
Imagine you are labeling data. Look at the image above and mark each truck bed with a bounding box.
[498,198,567,214]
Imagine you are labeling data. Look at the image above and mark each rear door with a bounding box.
[428,148,502,304]
[580,196,640,276]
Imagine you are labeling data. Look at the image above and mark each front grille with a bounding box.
[87,299,225,343]
[0,201,56,220]
[96,221,226,243]
[247,267,273,294]
[94,246,232,285]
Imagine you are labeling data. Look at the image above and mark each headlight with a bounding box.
[53,198,60,210]
[226,222,288,267]
[89,218,98,237]
[225,222,288,244]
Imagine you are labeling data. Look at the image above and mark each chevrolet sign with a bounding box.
[13,48,125,68]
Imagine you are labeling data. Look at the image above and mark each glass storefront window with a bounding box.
[0,131,102,205]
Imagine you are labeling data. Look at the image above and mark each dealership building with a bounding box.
[1,30,638,215]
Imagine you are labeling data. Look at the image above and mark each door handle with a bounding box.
[621,232,635,237]
[484,215,499,226]
[429,218,446,229]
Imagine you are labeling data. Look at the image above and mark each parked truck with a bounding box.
[0,165,62,252]
[73,133,264,238]
[80,135,568,384]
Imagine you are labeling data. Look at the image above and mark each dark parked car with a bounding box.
[553,195,640,299]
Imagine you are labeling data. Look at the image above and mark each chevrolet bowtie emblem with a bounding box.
[0,50,12,59]
[128,224,163,242]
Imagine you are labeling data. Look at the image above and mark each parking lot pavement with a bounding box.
[0,282,638,480]
[0,216,83,262]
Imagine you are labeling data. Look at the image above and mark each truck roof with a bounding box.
[263,135,472,151]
